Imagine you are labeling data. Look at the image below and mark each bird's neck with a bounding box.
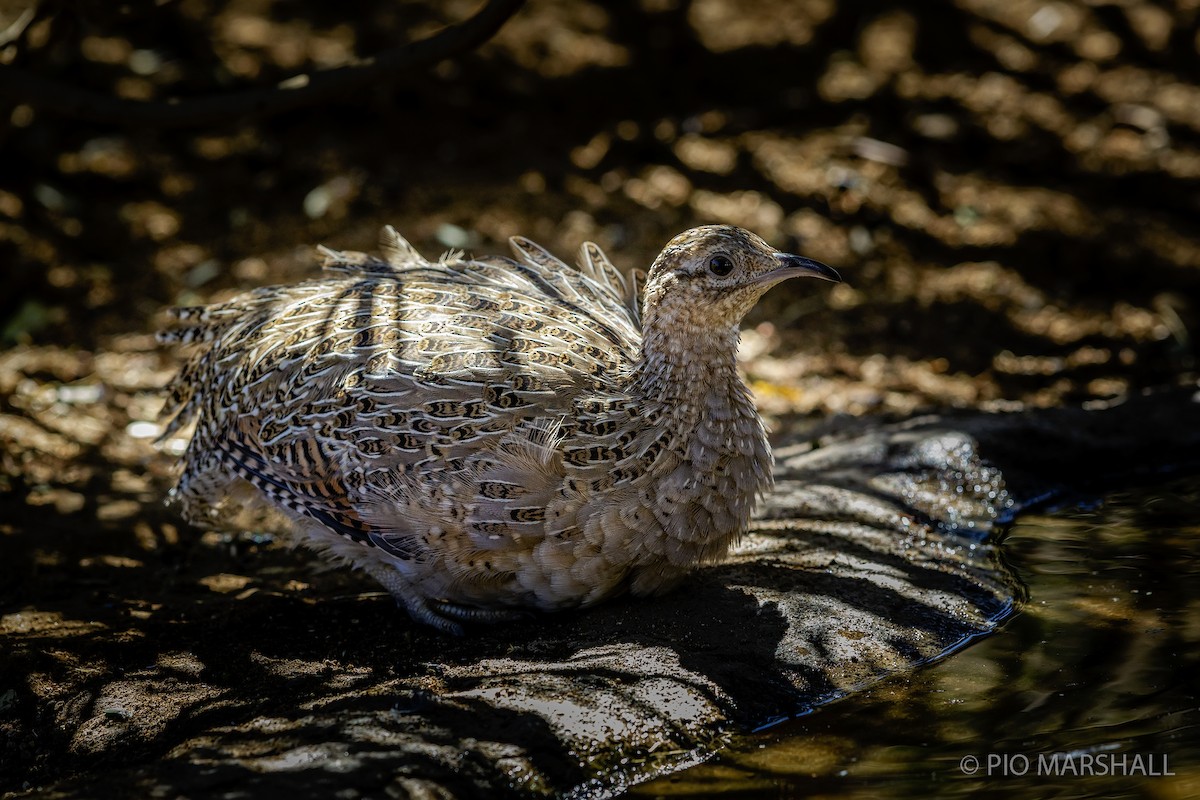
[620,305,773,564]
[628,304,769,481]
[630,309,746,405]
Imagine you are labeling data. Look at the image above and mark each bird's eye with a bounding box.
[708,254,734,276]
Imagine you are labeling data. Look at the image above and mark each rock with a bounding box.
[3,388,1199,798]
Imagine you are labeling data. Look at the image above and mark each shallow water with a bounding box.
[632,479,1200,799]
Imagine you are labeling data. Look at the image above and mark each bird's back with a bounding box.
[159,229,647,576]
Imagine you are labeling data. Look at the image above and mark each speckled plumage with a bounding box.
[159,224,839,633]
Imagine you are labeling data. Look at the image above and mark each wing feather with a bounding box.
[161,228,644,561]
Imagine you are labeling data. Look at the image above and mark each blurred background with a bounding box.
[3,2,1200,796]
[1,0,1197,419]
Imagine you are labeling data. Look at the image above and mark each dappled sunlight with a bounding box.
[2,0,1199,796]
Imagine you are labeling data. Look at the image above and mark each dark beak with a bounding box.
[771,253,842,283]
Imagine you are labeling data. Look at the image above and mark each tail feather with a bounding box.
[156,306,220,345]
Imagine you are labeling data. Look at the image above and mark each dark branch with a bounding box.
[0,0,525,128]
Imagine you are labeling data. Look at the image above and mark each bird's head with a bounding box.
[642,225,840,327]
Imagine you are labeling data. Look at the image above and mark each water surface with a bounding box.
[633,479,1200,798]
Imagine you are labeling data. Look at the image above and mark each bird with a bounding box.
[158,224,840,634]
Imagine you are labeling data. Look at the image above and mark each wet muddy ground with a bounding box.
[2,0,1199,795]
